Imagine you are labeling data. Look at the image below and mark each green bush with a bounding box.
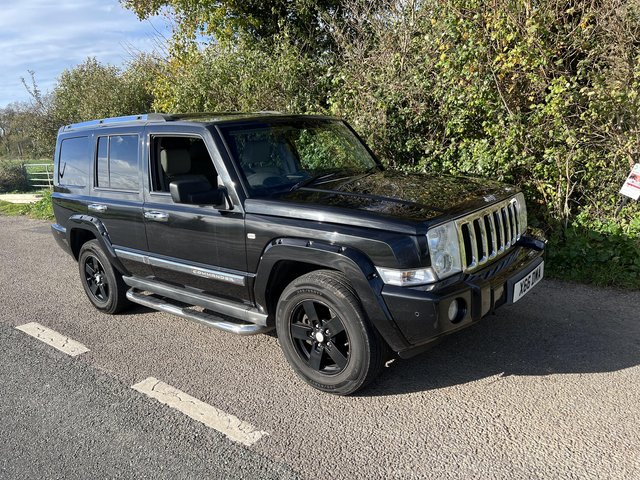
[0,190,53,220]
[0,161,30,192]
[24,190,54,219]
[547,212,640,289]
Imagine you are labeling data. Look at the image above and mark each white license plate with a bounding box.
[512,262,544,303]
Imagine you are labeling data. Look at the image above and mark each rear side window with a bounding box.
[58,136,89,187]
[96,135,139,190]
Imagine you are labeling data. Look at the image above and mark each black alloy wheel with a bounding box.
[78,240,130,314]
[83,254,110,303]
[289,299,350,375]
[276,270,386,395]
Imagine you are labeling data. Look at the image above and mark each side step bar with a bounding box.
[126,290,273,336]
[122,275,268,326]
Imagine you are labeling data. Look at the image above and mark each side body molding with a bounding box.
[254,238,410,352]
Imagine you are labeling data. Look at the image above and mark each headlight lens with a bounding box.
[426,221,462,279]
[375,266,438,286]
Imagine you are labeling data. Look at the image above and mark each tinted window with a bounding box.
[109,135,139,190]
[59,136,89,186]
[218,119,377,195]
[96,137,109,188]
[150,136,217,193]
[95,135,139,190]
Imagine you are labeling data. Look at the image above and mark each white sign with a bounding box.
[620,163,640,200]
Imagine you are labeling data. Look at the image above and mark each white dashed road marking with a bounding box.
[15,322,90,356]
[131,377,268,447]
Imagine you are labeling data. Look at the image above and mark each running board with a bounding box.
[126,290,273,336]
[122,275,268,326]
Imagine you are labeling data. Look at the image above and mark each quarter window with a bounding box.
[96,135,139,190]
[58,136,89,187]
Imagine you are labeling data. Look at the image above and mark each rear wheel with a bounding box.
[276,270,385,395]
[78,240,130,314]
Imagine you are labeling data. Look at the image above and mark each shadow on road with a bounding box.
[363,279,640,397]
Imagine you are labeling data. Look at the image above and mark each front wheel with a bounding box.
[78,240,130,314]
[276,270,385,395]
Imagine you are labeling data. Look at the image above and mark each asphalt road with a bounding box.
[1,215,639,479]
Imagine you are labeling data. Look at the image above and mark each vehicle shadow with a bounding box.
[362,279,640,397]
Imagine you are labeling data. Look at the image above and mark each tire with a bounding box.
[276,270,385,395]
[78,240,130,314]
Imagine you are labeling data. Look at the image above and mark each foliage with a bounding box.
[150,35,323,113]
[0,190,53,220]
[0,160,30,192]
[122,0,343,54]
[0,83,55,160]
[24,190,54,219]
[1,57,159,160]
[323,0,640,288]
[547,211,640,289]
[50,56,158,126]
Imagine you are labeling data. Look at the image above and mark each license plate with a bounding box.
[512,262,544,303]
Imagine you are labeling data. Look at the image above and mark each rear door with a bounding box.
[89,126,151,277]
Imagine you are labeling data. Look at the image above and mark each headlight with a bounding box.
[375,221,463,286]
[375,266,438,286]
[426,221,462,280]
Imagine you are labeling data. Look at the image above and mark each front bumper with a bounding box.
[382,237,545,358]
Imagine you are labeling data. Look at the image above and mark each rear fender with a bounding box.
[67,214,128,274]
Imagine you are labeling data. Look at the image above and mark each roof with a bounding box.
[60,112,335,132]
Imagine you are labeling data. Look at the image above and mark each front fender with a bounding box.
[254,238,410,352]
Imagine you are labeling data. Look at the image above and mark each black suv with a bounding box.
[51,113,545,394]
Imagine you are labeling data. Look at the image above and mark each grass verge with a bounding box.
[0,190,54,220]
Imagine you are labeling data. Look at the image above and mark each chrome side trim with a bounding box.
[114,248,246,286]
[116,249,149,264]
[122,276,268,326]
[126,290,272,336]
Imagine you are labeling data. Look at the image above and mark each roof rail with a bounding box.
[62,113,174,131]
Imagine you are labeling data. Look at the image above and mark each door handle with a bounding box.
[144,211,169,222]
[88,204,107,213]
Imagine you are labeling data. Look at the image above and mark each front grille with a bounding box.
[456,195,525,272]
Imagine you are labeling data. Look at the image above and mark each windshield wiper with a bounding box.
[289,171,341,191]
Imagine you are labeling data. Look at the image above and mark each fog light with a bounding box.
[447,299,459,322]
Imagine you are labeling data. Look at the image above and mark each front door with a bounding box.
[142,131,250,303]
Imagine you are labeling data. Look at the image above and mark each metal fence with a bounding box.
[23,163,54,190]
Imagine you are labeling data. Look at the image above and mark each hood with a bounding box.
[244,170,518,228]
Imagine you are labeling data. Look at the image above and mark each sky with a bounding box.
[0,0,171,107]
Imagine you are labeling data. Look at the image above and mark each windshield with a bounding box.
[218,118,378,195]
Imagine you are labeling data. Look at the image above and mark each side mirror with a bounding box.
[169,177,231,209]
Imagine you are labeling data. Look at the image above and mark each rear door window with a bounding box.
[96,135,139,191]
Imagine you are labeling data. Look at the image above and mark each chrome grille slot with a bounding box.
[455,196,525,273]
